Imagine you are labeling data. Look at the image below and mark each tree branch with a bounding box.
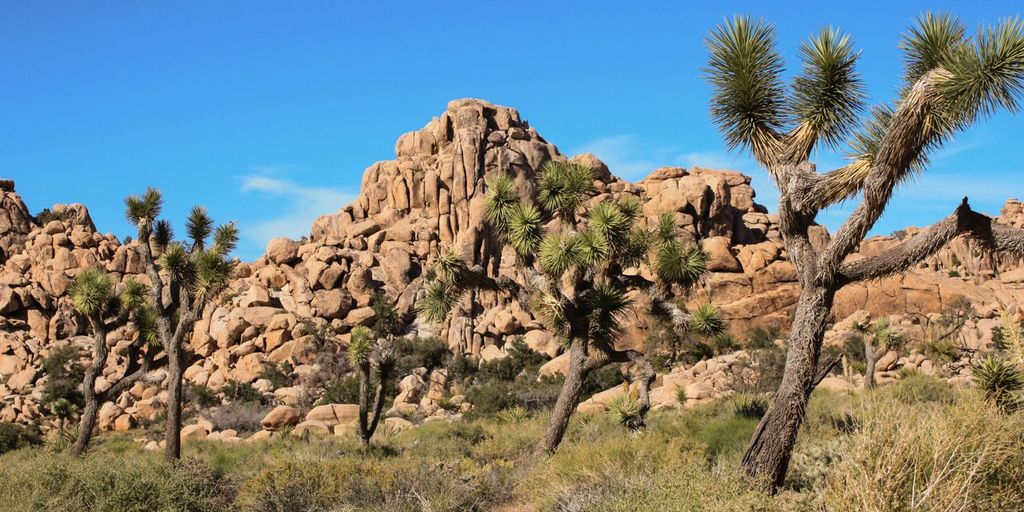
[839,199,1024,283]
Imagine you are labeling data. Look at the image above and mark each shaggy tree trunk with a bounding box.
[863,340,877,390]
[164,337,183,462]
[741,284,835,488]
[357,360,371,446]
[73,319,107,456]
[536,336,588,455]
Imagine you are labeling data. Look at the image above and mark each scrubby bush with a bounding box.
[317,374,360,405]
[971,355,1023,412]
[185,383,220,409]
[823,398,1024,511]
[0,423,42,455]
[732,394,768,419]
[206,402,274,434]
[222,380,264,404]
[475,339,546,382]
[393,336,448,376]
[39,345,84,419]
[257,362,294,390]
[886,372,956,405]
[0,452,231,512]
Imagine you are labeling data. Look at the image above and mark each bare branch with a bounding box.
[840,198,1024,283]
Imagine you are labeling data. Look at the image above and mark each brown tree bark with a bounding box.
[164,335,183,461]
[536,336,588,455]
[863,340,877,390]
[73,318,107,456]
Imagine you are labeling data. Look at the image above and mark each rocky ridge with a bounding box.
[3,99,1024,433]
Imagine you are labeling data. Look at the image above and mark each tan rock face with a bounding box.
[265,237,299,265]
[260,405,301,431]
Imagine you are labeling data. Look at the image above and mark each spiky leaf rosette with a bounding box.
[506,203,543,256]
[538,232,584,276]
[586,284,632,343]
[576,227,610,268]
[159,243,195,286]
[972,355,1024,412]
[418,280,462,323]
[900,12,967,86]
[655,212,678,244]
[68,267,114,317]
[124,187,163,225]
[186,206,213,250]
[536,160,594,220]
[607,392,642,427]
[690,303,726,337]
[656,240,709,286]
[152,220,174,252]
[789,27,865,152]
[212,222,239,257]
[133,305,161,346]
[191,249,235,305]
[432,250,469,286]
[118,278,150,313]
[704,15,785,162]
[348,325,374,365]
[999,309,1024,365]
[531,289,569,338]
[484,174,520,231]
[617,196,643,223]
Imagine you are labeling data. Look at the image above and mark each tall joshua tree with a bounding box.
[419,161,709,454]
[348,325,395,446]
[703,14,1024,487]
[67,268,161,455]
[124,188,238,461]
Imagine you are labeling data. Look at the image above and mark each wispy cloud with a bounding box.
[239,171,356,249]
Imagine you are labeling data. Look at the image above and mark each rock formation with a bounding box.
[3,99,1024,430]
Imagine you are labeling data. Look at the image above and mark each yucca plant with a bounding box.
[999,309,1024,365]
[417,160,711,454]
[123,187,238,461]
[972,356,1023,413]
[606,388,643,431]
[852,318,904,389]
[67,267,160,456]
[495,406,530,424]
[703,14,1024,487]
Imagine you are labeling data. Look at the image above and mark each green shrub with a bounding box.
[732,394,768,419]
[823,398,1024,511]
[0,451,231,512]
[675,387,688,405]
[317,375,360,405]
[222,380,264,404]
[0,423,42,455]
[476,339,546,382]
[257,361,294,389]
[746,326,781,349]
[495,406,530,424]
[393,336,449,376]
[206,402,273,434]
[606,391,642,427]
[185,382,220,409]
[40,345,84,417]
[887,373,956,405]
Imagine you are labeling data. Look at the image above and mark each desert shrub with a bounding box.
[206,402,274,434]
[33,208,74,226]
[523,433,792,511]
[746,326,781,349]
[732,394,768,419]
[393,336,449,375]
[675,387,688,405]
[476,339,546,382]
[738,345,787,393]
[823,398,1024,511]
[222,380,264,404]
[39,345,84,417]
[234,454,511,512]
[606,391,642,427]
[465,380,517,417]
[317,374,360,405]
[920,336,959,362]
[697,414,759,459]
[0,451,231,512]
[886,372,956,405]
[185,382,220,409]
[257,361,294,389]
[788,439,846,491]
[495,406,530,424]
[0,423,42,455]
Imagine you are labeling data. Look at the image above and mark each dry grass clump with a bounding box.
[823,395,1024,512]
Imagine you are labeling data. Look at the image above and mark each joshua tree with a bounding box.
[704,14,1024,487]
[123,188,237,461]
[651,301,727,364]
[851,318,902,389]
[348,325,395,446]
[418,161,709,454]
[350,292,400,446]
[66,267,160,455]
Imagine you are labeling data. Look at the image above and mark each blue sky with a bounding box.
[3,1,1023,260]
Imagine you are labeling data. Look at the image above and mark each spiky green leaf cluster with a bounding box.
[656,240,709,287]
[153,220,174,251]
[186,206,214,250]
[68,268,114,317]
[418,280,462,324]
[506,203,543,256]
[212,223,240,257]
[348,325,375,365]
[133,305,161,346]
[790,27,866,150]
[705,16,785,160]
[972,355,1024,413]
[536,160,594,219]
[484,174,520,231]
[607,391,642,426]
[690,303,726,337]
[538,232,584,276]
[124,187,163,225]
[119,278,150,313]
[585,285,632,343]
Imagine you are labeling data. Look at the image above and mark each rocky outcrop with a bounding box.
[4,98,1024,431]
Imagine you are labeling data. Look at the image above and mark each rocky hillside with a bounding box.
[3,99,1024,430]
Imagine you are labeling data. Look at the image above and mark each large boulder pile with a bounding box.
[5,99,1024,431]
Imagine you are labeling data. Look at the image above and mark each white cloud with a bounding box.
[239,173,356,247]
